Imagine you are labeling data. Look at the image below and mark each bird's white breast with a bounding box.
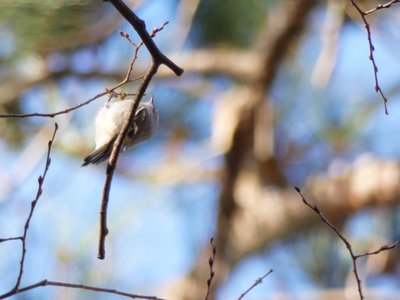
[94,100,133,149]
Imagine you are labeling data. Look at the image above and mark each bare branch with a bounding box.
[0,279,166,300]
[0,21,172,119]
[237,269,273,300]
[295,187,363,298]
[104,0,183,76]
[349,0,393,114]
[356,240,400,258]
[11,124,58,290]
[0,237,23,243]
[295,187,400,300]
[97,2,183,259]
[178,2,318,298]
[98,59,158,259]
[364,0,400,15]
[0,85,118,119]
[204,237,216,300]
[0,75,142,119]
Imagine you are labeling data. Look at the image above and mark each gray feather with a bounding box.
[82,136,116,166]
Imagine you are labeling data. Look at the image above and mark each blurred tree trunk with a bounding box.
[171,1,320,298]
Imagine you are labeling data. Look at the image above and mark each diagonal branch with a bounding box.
[0,82,125,119]
[237,269,273,300]
[0,237,23,243]
[11,123,58,290]
[0,279,166,300]
[364,0,400,15]
[0,16,172,120]
[98,59,159,259]
[295,187,364,299]
[0,69,143,119]
[295,187,400,300]
[104,0,183,76]
[97,1,183,259]
[349,0,395,114]
[203,237,216,300]
[176,1,318,298]
[356,240,400,259]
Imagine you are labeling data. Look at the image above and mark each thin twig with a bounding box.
[364,0,400,15]
[0,18,170,120]
[356,240,400,258]
[119,21,170,83]
[13,124,58,290]
[295,187,400,300]
[295,187,364,298]
[350,0,392,114]
[0,76,142,119]
[237,269,273,300]
[0,279,166,300]
[104,0,183,76]
[0,237,23,243]
[0,20,167,120]
[97,2,183,259]
[98,60,159,259]
[204,237,216,300]
[119,21,169,49]
[0,85,117,119]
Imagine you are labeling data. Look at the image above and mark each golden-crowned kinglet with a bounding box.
[82,97,158,166]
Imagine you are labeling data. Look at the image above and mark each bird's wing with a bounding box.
[130,107,146,137]
[82,136,117,166]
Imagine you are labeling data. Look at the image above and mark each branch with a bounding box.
[349,0,395,114]
[0,279,166,300]
[364,0,400,15]
[97,2,183,259]
[104,0,183,76]
[0,48,262,109]
[237,269,273,300]
[295,187,400,300]
[6,123,58,291]
[0,16,167,114]
[204,237,216,300]
[0,237,23,243]
[0,19,171,120]
[177,1,318,298]
[356,240,400,258]
[0,84,119,119]
[98,60,158,259]
[0,15,171,120]
[294,187,363,298]
[0,73,142,119]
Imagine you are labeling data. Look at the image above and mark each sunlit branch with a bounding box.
[0,74,142,119]
[104,0,183,76]
[97,8,183,258]
[295,187,400,300]
[8,124,58,291]
[0,237,23,243]
[237,269,273,300]
[349,0,396,114]
[0,279,166,300]
[364,0,400,15]
[204,237,216,300]
[356,240,400,258]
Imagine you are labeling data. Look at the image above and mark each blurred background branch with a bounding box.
[1,0,400,299]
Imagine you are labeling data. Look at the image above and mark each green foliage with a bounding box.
[0,0,107,56]
[192,0,268,47]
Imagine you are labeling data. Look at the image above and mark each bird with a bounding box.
[82,97,159,166]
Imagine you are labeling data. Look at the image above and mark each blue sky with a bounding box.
[1,1,400,299]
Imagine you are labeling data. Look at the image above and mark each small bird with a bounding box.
[82,97,159,166]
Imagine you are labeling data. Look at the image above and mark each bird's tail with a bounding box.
[82,138,116,166]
